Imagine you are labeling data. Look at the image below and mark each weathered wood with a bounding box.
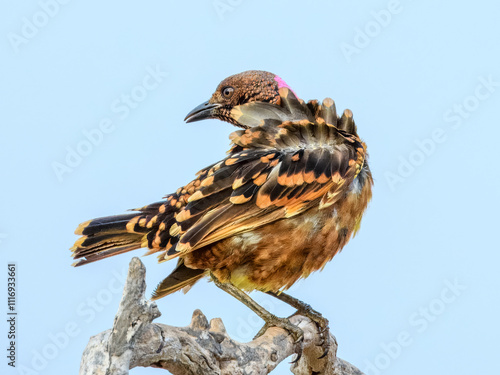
[79,257,364,375]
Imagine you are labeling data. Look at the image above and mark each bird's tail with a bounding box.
[151,259,205,300]
[71,213,147,267]
[71,210,206,299]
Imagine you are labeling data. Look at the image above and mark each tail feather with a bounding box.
[75,213,145,235]
[71,213,146,266]
[72,244,140,267]
[151,260,205,300]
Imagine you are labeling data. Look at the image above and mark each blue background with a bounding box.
[1,1,499,374]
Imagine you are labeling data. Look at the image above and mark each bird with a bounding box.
[71,70,373,353]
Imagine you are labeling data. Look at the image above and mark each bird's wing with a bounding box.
[148,93,367,262]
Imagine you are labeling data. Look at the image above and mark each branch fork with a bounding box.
[79,257,364,375]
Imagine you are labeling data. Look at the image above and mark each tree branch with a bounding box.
[79,257,365,375]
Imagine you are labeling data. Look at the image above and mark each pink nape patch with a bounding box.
[274,76,297,96]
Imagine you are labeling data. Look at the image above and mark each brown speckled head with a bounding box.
[184,70,294,127]
[210,70,282,106]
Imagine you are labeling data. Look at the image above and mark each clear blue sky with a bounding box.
[1,1,499,374]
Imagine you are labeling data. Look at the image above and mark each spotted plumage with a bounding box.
[71,71,373,303]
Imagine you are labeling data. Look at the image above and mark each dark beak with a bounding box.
[184,101,220,123]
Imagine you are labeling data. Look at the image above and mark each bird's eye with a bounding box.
[222,86,234,99]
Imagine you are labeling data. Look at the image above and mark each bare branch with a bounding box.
[79,258,365,375]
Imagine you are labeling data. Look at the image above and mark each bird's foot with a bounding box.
[254,315,304,363]
[290,305,330,359]
[254,315,303,342]
[263,291,332,359]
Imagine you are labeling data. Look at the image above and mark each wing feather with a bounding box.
[150,90,367,261]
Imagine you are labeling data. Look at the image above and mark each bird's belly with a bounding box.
[183,178,372,292]
[224,207,345,292]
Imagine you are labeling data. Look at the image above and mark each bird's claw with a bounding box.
[319,324,329,333]
[290,333,304,364]
[290,347,303,364]
[253,316,304,363]
[315,323,331,359]
[318,346,329,359]
[289,308,331,360]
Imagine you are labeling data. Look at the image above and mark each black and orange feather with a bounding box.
[71,87,372,300]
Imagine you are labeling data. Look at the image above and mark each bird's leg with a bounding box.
[265,291,329,330]
[265,291,330,358]
[209,273,304,346]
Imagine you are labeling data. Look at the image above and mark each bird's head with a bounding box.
[184,70,296,128]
